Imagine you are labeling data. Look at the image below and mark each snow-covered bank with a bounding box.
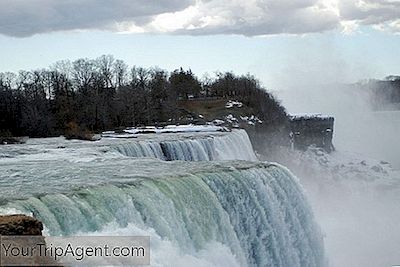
[290,113,333,120]
[102,124,228,138]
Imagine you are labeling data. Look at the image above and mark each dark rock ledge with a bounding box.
[0,214,43,236]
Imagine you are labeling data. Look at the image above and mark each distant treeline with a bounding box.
[0,55,287,137]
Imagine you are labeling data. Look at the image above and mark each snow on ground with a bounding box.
[240,115,263,125]
[225,114,238,122]
[225,100,243,108]
[102,115,264,139]
[102,124,228,138]
[224,114,263,126]
[280,146,398,186]
[101,133,137,138]
[212,119,225,126]
[212,114,264,127]
[290,113,333,120]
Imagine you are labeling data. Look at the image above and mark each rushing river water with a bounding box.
[0,129,324,267]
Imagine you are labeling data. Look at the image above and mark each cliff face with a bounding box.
[0,214,43,235]
[0,215,57,266]
[290,114,335,153]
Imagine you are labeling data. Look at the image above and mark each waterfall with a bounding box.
[113,129,257,161]
[0,128,325,266]
[2,163,324,267]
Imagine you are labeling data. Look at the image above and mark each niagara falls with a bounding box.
[1,1,400,266]
[0,130,325,266]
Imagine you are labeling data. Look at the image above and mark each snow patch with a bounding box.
[225,100,243,108]
[290,113,333,120]
[102,124,228,138]
[240,115,263,125]
[212,119,225,126]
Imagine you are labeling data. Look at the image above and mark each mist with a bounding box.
[274,76,400,266]
[277,80,400,168]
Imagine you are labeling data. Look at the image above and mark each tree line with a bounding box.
[0,55,287,138]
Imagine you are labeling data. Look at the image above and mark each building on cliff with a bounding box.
[289,113,335,153]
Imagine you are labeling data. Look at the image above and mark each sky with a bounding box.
[0,0,399,89]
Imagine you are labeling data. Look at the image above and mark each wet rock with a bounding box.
[0,214,43,236]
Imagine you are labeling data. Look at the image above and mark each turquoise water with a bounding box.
[0,130,324,267]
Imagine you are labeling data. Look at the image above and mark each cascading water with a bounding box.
[113,129,257,161]
[0,161,323,267]
[0,129,324,267]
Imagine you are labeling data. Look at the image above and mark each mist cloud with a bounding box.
[0,0,399,37]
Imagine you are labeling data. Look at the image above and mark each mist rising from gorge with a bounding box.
[272,73,400,266]
[276,79,400,169]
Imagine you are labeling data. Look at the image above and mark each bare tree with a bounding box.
[113,59,128,87]
[72,58,95,91]
[96,55,115,88]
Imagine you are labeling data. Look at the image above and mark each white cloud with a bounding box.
[372,18,400,33]
[0,0,399,37]
[341,20,360,33]
[146,0,340,35]
[338,0,400,32]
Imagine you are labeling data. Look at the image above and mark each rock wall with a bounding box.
[0,214,43,235]
[289,114,334,153]
[0,215,60,266]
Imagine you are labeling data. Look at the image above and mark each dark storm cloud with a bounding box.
[0,0,193,37]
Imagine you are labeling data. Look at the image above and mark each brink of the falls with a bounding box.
[0,129,325,267]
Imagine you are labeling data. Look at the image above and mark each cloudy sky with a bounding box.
[1,0,399,88]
